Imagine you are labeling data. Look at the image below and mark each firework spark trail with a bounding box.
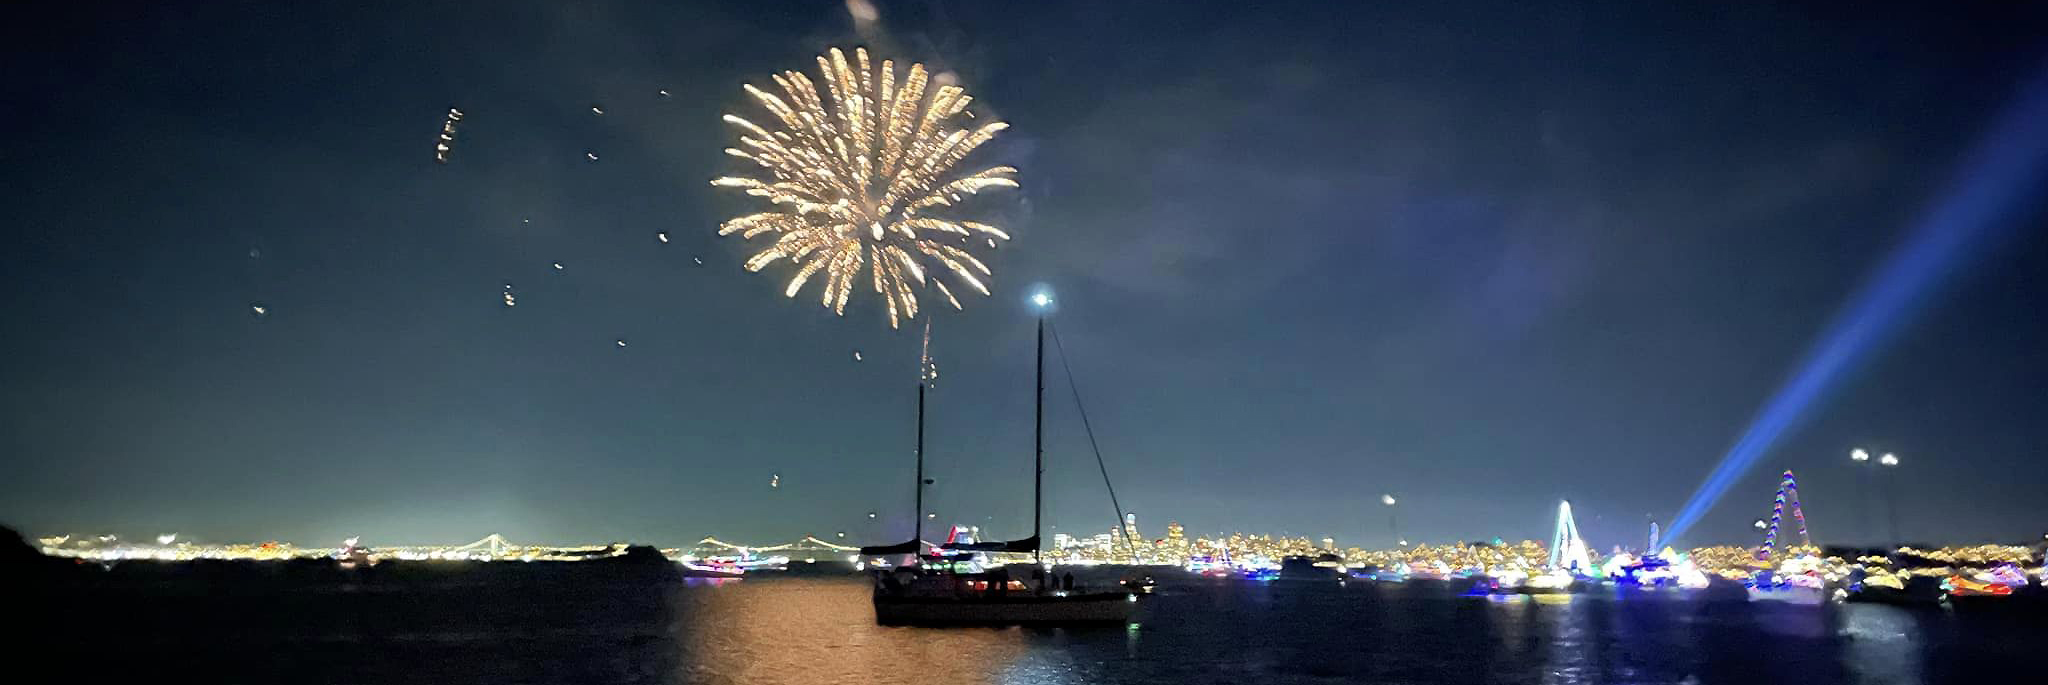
[919,319,938,385]
[435,108,463,163]
[712,47,1018,327]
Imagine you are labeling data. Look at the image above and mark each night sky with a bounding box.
[5,1,2046,550]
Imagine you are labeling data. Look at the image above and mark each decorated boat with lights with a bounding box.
[1740,471,1826,602]
[1746,570,1826,604]
[1520,569,1577,594]
[1185,554,1236,578]
[1605,521,1697,589]
[1841,568,1944,606]
[1525,500,1593,593]
[862,315,1140,625]
[680,556,777,577]
[1945,565,2048,613]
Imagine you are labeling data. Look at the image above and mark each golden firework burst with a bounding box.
[712,47,1017,327]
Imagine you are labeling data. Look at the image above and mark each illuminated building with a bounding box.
[1162,521,1190,565]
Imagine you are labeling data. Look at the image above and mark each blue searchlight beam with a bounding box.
[1664,61,2048,544]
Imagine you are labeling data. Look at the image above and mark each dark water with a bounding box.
[47,574,2047,684]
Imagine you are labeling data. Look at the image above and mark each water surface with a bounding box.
[57,574,2045,683]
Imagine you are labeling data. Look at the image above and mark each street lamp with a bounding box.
[1853,448,1903,551]
[1850,448,1873,548]
[1382,494,1401,547]
[1878,453,1901,549]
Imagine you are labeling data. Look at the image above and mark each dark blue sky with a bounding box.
[5,1,2045,550]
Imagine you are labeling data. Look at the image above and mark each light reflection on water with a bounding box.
[1839,605,1924,685]
[659,579,2039,684]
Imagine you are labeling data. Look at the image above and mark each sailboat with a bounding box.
[861,317,1139,625]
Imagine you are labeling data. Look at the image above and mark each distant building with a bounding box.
[1164,522,1190,565]
[1121,512,1144,561]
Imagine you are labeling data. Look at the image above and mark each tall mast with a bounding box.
[914,321,932,560]
[1033,316,1045,563]
[914,381,925,556]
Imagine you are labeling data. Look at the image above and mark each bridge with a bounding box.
[688,535,871,562]
[376,534,619,561]
[373,533,900,563]
[451,533,515,557]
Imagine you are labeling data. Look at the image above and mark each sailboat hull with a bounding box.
[874,592,1138,625]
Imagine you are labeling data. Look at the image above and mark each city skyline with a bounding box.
[23,488,2034,551]
[37,516,2041,583]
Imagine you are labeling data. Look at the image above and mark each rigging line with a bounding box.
[1046,322,1136,564]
